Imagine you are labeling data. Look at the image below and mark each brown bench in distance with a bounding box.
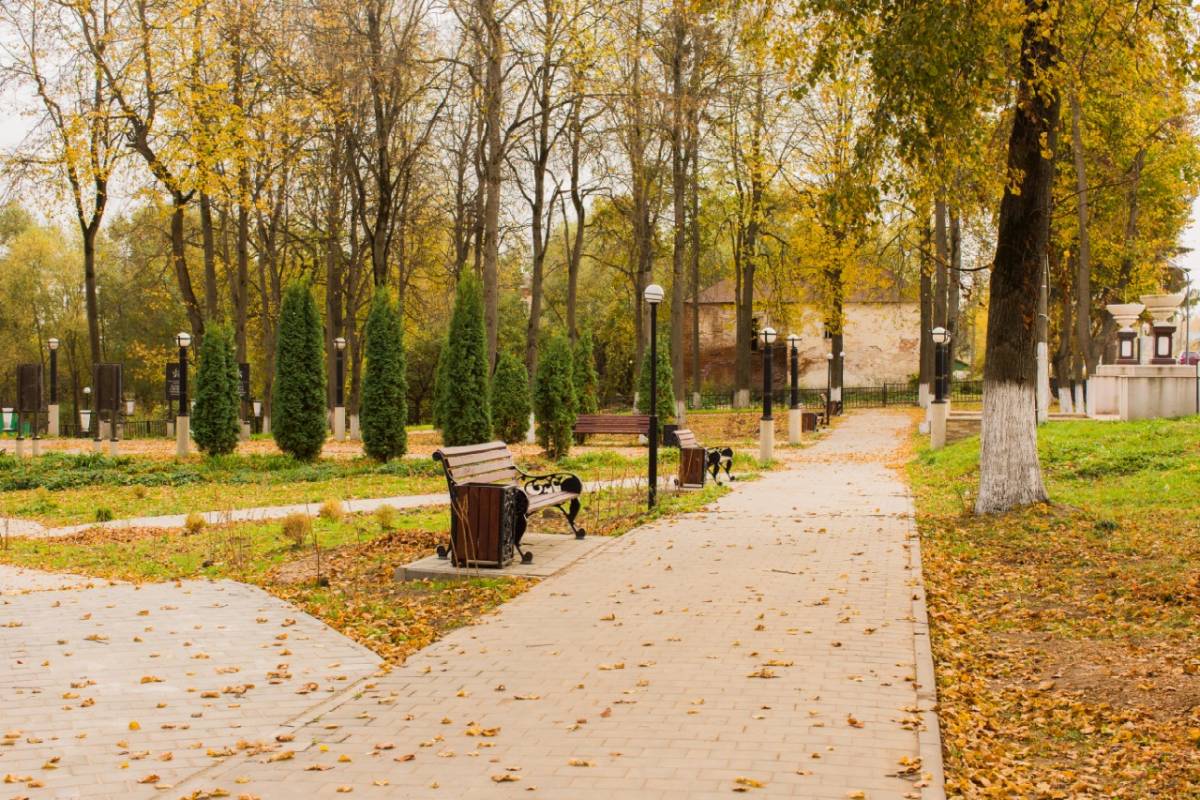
[674,428,734,487]
[573,413,651,437]
[432,441,585,566]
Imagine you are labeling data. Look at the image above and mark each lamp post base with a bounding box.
[788,408,802,445]
[759,419,775,462]
[14,439,25,459]
[47,404,59,437]
[108,439,119,457]
[333,406,346,441]
[176,416,190,458]
[930,401,947,450]
[31,438,41,457]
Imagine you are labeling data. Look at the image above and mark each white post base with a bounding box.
[734,389,751,408]
[918,382,930,409]
[262,415,271,435]
[1058,387,1073,414]
[31,438,41,457]
[99,421,111,441]
[92,438,104,454]
[167,421,175,437]
[526,413,537,444]
[930,401,948,450]
[348,414,359,440]
[1073,383,1084,414]
[176,416,190,458]
[14,439,25,459]
[47,404,60,437]
[788,408,802,445]
[107,439,119,457]
[333,406,346,441]
[759,419,775,462]
[240,422,251,441]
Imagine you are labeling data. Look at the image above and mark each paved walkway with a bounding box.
[171,410,940,799]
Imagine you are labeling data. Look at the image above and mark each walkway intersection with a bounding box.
[1,411,942,799]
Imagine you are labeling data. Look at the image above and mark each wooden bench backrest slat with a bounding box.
[434,441,520,486]
[574,414,651,435]
[675,429,700,448]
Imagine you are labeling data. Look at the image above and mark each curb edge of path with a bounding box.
[908,524,947,800]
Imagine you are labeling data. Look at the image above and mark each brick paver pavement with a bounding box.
[171,410,937,800]
[0,575,380,798]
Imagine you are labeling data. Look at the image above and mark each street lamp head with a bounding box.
[825,353,833,361]
[334,336,347,352]
[643,283,665,305]
[931,326,951,345]
[48,337,59,351]
[176,331,192,349]
[761,326,777,345]
[786,333,800,347]
[83,386,91,395]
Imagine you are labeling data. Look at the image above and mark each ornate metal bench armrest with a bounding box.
[519,470,583,496]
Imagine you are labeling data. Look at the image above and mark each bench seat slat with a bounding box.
[527,491,578,511]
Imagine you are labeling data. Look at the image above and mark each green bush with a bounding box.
[636,337,675,428]
[533,333,577,458]
[437,273,492,446]
[360,289,408,461]
[272,280,327,461]
[492,351,531,443]
[191,323,241,456]
[573,329,599,415]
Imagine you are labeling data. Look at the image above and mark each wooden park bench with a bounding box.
[432,441,585,566]
[674,428,734,487]
[573,413,651,437]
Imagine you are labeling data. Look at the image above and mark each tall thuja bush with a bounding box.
[492,351,531,443]
[572,330,600,415]
[273,280,327,460]
[534,333,577,458]
[191,323,240,456]
[637,336,675,430]
[439,272,491,445]
[361,289,408,461]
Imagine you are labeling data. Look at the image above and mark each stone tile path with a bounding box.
[0,576,381,798]
[164,410,939,799]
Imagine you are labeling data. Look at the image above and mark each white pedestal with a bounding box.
[47,404,59,437]
[167,421,175,437]
[1087,364,1197,420]
[930,401,947,450]
[759,419,774,462]
[176,415,190,457]
[788,408,802,445]
[99,421,111,440]
[333,406,346,441]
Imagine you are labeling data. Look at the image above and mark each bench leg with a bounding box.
[514,516,533,564]
[555,497,585,539]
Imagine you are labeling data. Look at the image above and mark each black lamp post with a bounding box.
[787,333,800,410]
[825,353,833,423]
[644,283,664,508]
[333,336,347,440]
[932,327,951,403]
[175,331,192,457]
[760,326,776,460]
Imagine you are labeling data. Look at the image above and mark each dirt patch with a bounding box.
[268,528,442,586]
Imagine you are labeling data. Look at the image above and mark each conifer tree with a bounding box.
[273,280,327,461]
[637,336,675,430]
[361,289,408,461]
[572,329,600,415]
[492,351,531,443]
[533,332,577,458]
[439,273,492,445]
[191,322,240,456]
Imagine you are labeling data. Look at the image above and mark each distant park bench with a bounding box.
[573,414,651,437]
[673,428,734,487]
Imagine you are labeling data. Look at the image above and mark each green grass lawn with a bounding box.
[0,446,741,527]
[909,416,1200,798]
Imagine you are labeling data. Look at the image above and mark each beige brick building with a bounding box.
[682,278,920,390]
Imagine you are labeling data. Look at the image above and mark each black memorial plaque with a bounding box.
[16,363,42,413]
[94,363,123,413]
[165,362,182,402]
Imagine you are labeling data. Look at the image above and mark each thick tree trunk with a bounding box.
[933,199,948,330]
[82,232,102,366]
[480,0,503,364]
[200,192,219,319]
[919,244,933,408]
[688,125,701,403]
[668,1,688,412]
[1069,93,1096,376]
[566,99,585,343]
[975,0,1057,514]
[171,197,205,341]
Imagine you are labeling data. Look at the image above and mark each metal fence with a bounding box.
[681,379,984,411]
[56,418,171,439]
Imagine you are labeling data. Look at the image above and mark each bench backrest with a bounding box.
[573,414,651,435]
[674,428,700,448]
[432,441,520,487]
